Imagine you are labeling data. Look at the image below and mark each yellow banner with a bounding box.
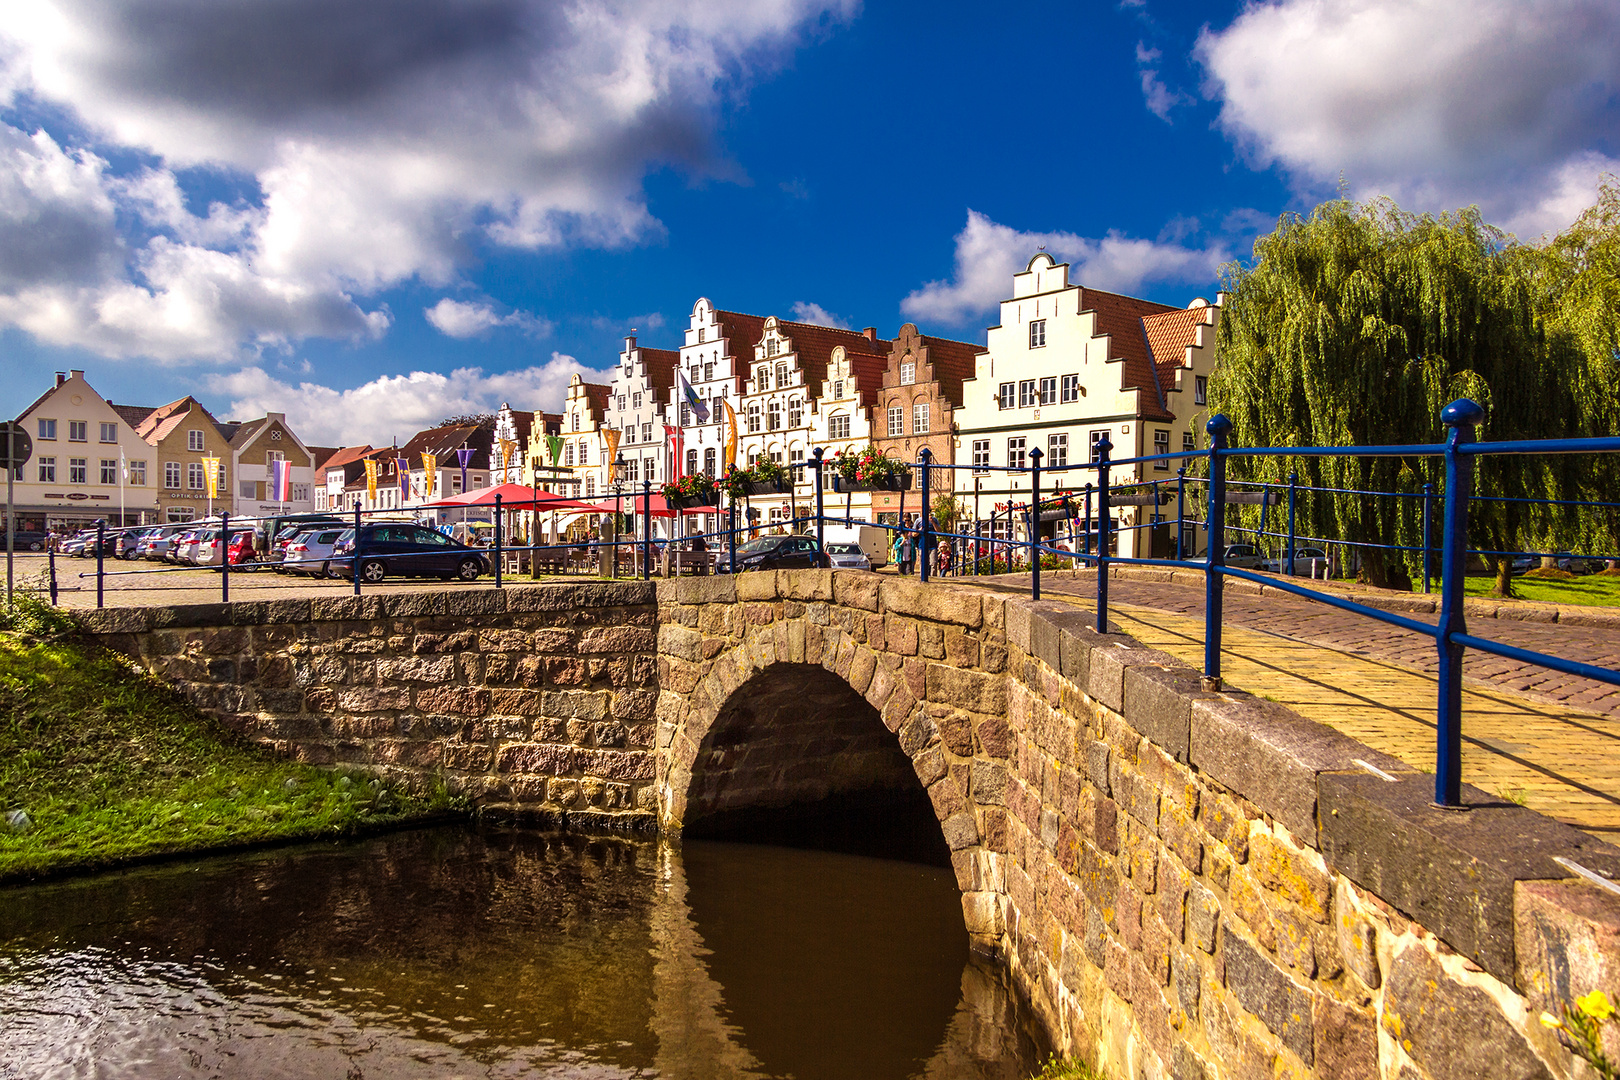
[722,400,738,471]
[422,452,437,498]
[601,428,621,481]
[202,455,220,499]
[364,457,378,499]
[497,437,517,482]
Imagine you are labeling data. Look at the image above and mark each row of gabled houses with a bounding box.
[8,254,1220,556]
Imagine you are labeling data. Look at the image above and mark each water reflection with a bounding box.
[0,827,1041,1078]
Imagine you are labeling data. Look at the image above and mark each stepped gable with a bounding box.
[845,350,889,409]
[713,309,768,394]
[1077,287,1180,421]
[1141,305,1207,416]
[771,320,890,399]
[915,332,983,408]
[638,347,681,405]
[579,382,612,421]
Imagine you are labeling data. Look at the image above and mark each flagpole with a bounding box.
[119,449,126,528]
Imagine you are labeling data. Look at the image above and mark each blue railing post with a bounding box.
[48,547,58,605]
[494,493,504,588]
[220,511,231,603]
[641,480,652,581]
[1028,447,1042,600]
[918,448,934,584]
[1204,415,1233,689]
[1422,481,1435,594]
[1286,471,1298,577]
[812,448,825,552]
[95,519,105,609]
[1436,399,1484,808]
[1094,439,1111,631]
[1083,483,1093,563]
[352,504,362,595]
[1175,467,1186,559]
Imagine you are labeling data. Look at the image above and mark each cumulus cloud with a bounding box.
[789,301,849,328]
[0,0,853,360]
[902,210,1227,326]
[206,353,615,447]
[1135,42,1191,122]
[1198,0,1620,237]
[424,297,552,339]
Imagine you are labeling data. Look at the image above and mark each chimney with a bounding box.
[862,327,876,342]
[69,369,84,381]
[55,372,67,386]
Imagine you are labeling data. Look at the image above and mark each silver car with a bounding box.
[825,541,871,570]
[282,528,346,576]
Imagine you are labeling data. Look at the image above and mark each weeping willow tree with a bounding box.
[1210,192,1620,593]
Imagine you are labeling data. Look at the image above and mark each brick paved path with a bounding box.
[967,573,1620,838]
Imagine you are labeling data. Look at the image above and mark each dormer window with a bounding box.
[833,379,844,399]
[765,336,779,358]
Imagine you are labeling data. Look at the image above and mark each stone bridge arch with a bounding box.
[653,571,1015,951]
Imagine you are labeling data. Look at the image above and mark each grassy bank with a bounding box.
[1461,571,1620,607]
[0,596,463,883]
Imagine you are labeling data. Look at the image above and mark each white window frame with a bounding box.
[100,422,118,443]
[1007,437,1026,470]
[69,421,87,443]
[887,406,904,437]
[1029,319,1046,348]
[187,429,205,451]
[1018,380,1037,408]
[829,414,850,440]
[1047,433,1068,469]
[69,457,87,484]
[37,419,56,440]
[998,383,1015,410]
[1194,376,1208,405]
[165,461,181,488]
[37,456,56,483]
[900,361,915,385]
[100,459,117,485]
[1061,374,1080,403]
[972,440,990,473]
[1154,430,1170,469]
[1039,377,1057,406]
[129,460,146,486]
[913,401,930,434]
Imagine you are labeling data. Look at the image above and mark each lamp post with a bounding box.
[610,454,626,580]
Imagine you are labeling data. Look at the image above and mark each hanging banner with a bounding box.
[547,434,564,467]
[497,438,517,482]
[601,428,621,482]
[722,400,738,471]
[269,459,291,503]
[680,371,710,423]
[396,456,410,500]
[364,456,379,500]
[455,446,473,492]
[421,452,437,499]
[202,455,220,499]
[663,425,683,482]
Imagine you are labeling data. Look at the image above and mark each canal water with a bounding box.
[0,827,1044,1078]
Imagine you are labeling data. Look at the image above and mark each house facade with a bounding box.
[135,396,236,523]
[676,298,762,494]
[808,342,886,525]
[951,253,1221,557]
[870,323,980,527]
[604,338,677,500]
[227,413,317,518]
[9,370,158,532]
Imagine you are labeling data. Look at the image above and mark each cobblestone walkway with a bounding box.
[969,574,1620,839]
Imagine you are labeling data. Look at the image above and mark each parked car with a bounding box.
[1220,544,1264,570]
[329,523,488,582]
[171,529,203,565]
[1554,553,1605,575]
[139,524,188,561]
[60,530,96,557]
[228,528,266,567]
[282,528,346,576]
[726,533,830,572]
[1,530,47,552]
[824,540,871,570]
[1261,547,1331,575]
[190,529,229,567]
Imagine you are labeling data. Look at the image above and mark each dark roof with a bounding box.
[845,352,889,411]
[503,409,536,446]
[393,424,492,471]
[887,325,983,408]
[307,446,339,470]
[638,347,681,405]
[317,445,375,472]
[580,382,612,421]
[110,403,158,428]
[714,310,768,395]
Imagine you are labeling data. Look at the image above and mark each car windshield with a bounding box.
[826,542,862,555]
[736,536,787,554]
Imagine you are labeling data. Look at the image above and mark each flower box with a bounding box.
[832,471,913,493]
[667,491,720,510]
[741,478,791,497]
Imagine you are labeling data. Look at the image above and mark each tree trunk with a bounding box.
[1493,556,1515,598]
[1540,555,1558,570]
[1356,546,1412,591]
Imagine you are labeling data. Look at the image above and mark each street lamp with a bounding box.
[610,454,627,579]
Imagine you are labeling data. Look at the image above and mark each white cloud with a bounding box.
[789,301,849,329]
[0,0,853,360]
[902,210,1226,325]
[1135,41,1191,122]
[207,353,614,447]
[1198,0,1620,236]
[424,297,552,339]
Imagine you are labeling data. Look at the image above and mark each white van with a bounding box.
[822,524,889,568]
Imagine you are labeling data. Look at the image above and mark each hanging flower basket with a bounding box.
[829,445,912,493]
[663,474,719,510]
[832,472,913,493]
[722,458,791,500]
[741,478,792,496]
[667,490,720,510]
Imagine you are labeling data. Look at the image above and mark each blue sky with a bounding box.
[2,0,1616,446]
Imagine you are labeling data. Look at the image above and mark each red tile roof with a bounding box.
[135,396,228,445]
[637,347,681,404]
[1076,288,1180,422]
[770,320,890,399]
[318,444,376,472]
[1141,306,1208,415]
[580,382,612,421]
[714,310,768,395]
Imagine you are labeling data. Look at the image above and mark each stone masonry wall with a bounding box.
[77,583,663,829]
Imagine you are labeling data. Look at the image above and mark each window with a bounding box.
[788,398,802,427]
[686,448,698,476]
[1047,433,1068,469]
[703,363,714,382]
[900,361,915,385]
[1089,430,1111,462]
[680,404,690,426]
[70,458,87,484]
[833,379,844,399]
[617,395,626,411]
[747,405,761,434]
[578,442,590,466]
[645,460,656,482]
[1019,380,1037,408]
[1039,377,1057,405]
[972,439,990,473]
[564,442,575,466]
[633,392,643,410]
[165,461,181,488]
[998,383,1016,410]
[585,476,596,498]
[1029,319,1046,348]
[790,447,804,466]
[239,481,256,498]
[887,406,904,437]
[756,366,768,388]
[704,448,716,476]
[100,459,117,484]
[1183,432,1196,453]
[1154,430,1170,469]
[1061,374,1080,403]
[292,483,310,502]
[167,506,196,523]
[913,402,930,434]
[37,457,55,483]
[766,337,779,358]
[829,413,850,440]
[129,460,146,486]
[100,422,118,443]
[698,328,705,344]
[1007,438,1026,470]
[775,363,788,389]
[266,449,285,464]
[191,461,212,489]
[1195,376,1208,405]
[37,419,56,440]
[768,401,782,430]
[625,458,640,483]
[187,429,205,451]
[270,430,282,441]
[571,412,579,432]
[641,423,653,443]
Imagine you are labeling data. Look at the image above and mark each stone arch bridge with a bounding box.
[77,572,1620,1080]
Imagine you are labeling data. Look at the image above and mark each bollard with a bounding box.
[1435,399,1484,808]
[220,511,231,603]
[48,547,58,605]
[1203,416,1233,689]
[95,519,105,609]
[1093,441,1110,631]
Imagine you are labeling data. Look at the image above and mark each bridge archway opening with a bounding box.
[681,663,950,867]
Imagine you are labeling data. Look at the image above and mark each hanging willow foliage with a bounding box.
[1210,192,1620,592]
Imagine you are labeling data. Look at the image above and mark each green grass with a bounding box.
[1028,1056,1101,1080]
[0,595,463,882]
[1460,571,1620,607]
